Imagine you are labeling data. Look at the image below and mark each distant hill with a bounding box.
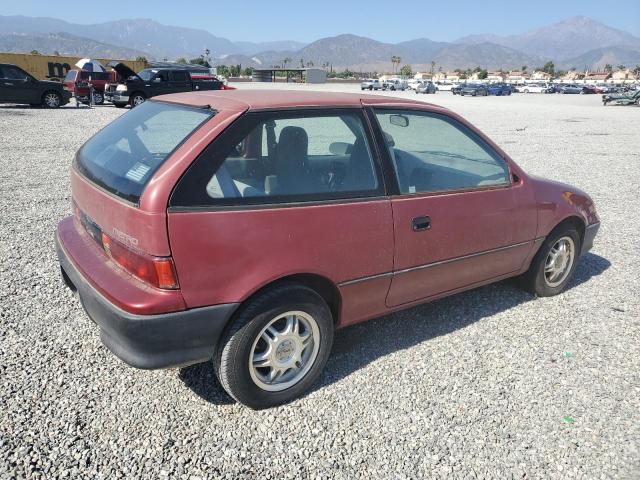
[1,14,639,71]
[456,16,640,61]
[0,32,147,59]
[561,46,640,70]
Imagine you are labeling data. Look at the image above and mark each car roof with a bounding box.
[156,89,440,113]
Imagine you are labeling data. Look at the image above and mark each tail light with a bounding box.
[73,202,179,289]
[101,233,179,290]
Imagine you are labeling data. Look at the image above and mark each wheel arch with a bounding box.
[239,273,342,326]
[547,215,586,248]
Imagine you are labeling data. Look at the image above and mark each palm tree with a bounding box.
[390,56,402,74]
[430,61,436,75]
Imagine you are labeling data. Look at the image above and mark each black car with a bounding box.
[0,63,71,108]
[105,64,227,108]
[460,84,489,96]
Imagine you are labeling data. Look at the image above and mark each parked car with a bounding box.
[556,84,591,94]
[55,90,600,409]
[360,79,383,91]
[415,81,437,94]
[487,83,512,96]
[63,69,113,105]
[383,79,407,91]
[0,63,70,108]
[459,84,489,96]
[519,83,551,94]
[602,89,640,106]
[434,81,455,91]
[104,64,229,108]
[451,83,464,95]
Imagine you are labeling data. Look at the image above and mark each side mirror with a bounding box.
[329,142,352,155]
[389,114,409,128]
[153,77,162,83]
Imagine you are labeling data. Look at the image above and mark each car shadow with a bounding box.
[178,252,610,406]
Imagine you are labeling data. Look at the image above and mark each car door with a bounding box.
[149,70,172,97]
[168,70,190,93]
[369,107,538,307]
[167,108,394,324]
[0,65,34,103]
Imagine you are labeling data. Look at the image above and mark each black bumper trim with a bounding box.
[55,233,239,370]
[581,221,600,255]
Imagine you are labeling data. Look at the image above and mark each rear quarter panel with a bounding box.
[167,200,395,314]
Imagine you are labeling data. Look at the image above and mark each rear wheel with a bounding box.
[215,283,334,409]
[517,226,581,297]
[41,91,61,108]
[92,92,104,105]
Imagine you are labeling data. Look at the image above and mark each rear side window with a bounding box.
[171,71,189,82]
[171,110,382,207]
[1,66,29,80]
[76,101,214,204]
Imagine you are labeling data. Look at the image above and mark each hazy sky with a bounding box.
[3,0,639,42]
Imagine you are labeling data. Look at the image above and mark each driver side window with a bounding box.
[374,109,510,194]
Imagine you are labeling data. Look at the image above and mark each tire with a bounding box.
[517,225,581,297]
[369,86,373,91]
[215,283,334,409]
[130,92,146,107]
[41,91,61,108]
[92,92,104,105]
[524,89,529,93]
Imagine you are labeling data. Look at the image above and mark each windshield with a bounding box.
[137,69,154,81]
[76,101,214,204]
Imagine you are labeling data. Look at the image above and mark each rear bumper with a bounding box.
[581,221,600,255]
[55,230,239,369]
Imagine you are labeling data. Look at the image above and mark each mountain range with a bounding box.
[1,15,639,72]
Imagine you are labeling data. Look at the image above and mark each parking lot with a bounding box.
[1,86,638,479]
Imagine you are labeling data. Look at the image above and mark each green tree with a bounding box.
[175,57,188,64]
[53,50,60,56]
[633,65,640,77]
[190,57,211,68]
[216,65,231,77]
[243,67,254,76]
[543,61,555,76]
[617,64,626,70]
[399,65,413,77]
[603,64,613,73]
[477,69,488,80]
[135,56,148,63]
[521,65,528,72]
[30,50,40,55]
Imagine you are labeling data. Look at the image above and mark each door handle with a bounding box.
[4,82,14,86]
[412,215,431,231]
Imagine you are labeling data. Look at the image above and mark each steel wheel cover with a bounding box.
[249,311,320,392]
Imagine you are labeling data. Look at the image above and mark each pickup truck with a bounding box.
[104,64,231,108]
[360,79,383,90]
[0,63,71,108]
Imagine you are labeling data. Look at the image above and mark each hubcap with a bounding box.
[44,93,59,107]
[544,236,575,287]
[133,95,145,106]
[249,311,320,392]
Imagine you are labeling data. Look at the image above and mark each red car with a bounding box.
[63,69,115,105]
[55,90,600,408]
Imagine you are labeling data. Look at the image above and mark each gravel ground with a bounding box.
[1,87,638,479]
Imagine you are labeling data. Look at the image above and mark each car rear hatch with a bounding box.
[65,101,218,312]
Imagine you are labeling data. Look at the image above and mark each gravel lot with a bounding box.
[1,86,638,479]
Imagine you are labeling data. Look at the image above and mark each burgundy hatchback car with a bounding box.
[56,90,599,408]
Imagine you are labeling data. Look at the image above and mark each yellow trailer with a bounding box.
[0,52,147,82]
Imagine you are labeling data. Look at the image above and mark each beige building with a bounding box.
[583,72,611,83]
[530,71,551,81]
[506,71,528,83]
[562,71,586,81]
[486,71,505,82]
[611,69,637,82]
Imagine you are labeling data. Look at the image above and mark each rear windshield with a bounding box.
[76,101,214,204]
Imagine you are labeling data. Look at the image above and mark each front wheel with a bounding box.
[215,283,334,409]
[41,91,61,108]
[517,226,581,297]
[130,92,146,107]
